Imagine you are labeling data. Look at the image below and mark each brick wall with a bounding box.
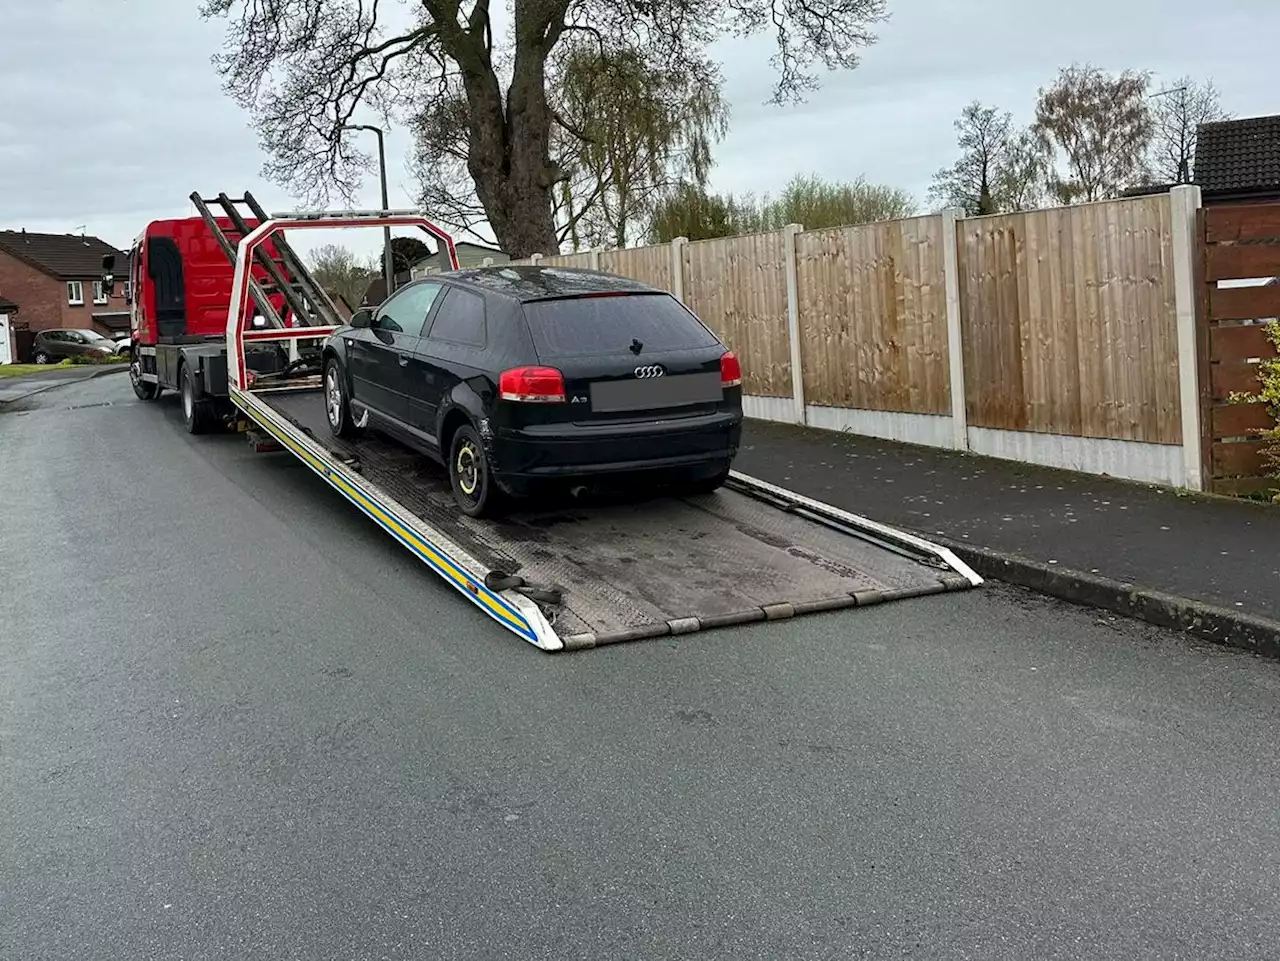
[0,252,130,334]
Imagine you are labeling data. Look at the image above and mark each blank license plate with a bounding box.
[590,372,722,413]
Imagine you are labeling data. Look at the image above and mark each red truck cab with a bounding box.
[127,217,289,346]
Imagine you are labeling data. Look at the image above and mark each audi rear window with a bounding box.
[522,293,718,359]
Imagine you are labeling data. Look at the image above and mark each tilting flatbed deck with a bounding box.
[240,384,981,651]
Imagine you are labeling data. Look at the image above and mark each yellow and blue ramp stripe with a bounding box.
[241,397,546,646]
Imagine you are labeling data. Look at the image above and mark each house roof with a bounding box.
[0,229,130,280]
[360,277,389,308]
[1194,115,1280,195]
[410,241,506,266]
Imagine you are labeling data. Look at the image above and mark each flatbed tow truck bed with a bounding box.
[243,384,982,652]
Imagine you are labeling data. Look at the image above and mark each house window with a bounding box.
[93,280,108,304]
[67,281,84,305]
[123,281,132,301]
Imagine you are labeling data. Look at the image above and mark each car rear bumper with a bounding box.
[491,410,742,490]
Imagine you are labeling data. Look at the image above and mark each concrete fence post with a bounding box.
[481,257,494,267]
[670,236,688,302]
[781,223,806,425]
[1170,183,1205,491]
[590,246,602,271]
[940,207,969,451]
[530,253,543,265]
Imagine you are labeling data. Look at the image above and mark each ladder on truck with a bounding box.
[190,191,346,332]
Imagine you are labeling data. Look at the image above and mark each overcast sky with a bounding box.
[2,0,1276,263]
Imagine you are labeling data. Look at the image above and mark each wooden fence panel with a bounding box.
[537,251,595,269]
[958,196,1181,444]
[793,216,950,415]
[600,244,673,292]
[682,231,791,398]
[1197,202,1280,496]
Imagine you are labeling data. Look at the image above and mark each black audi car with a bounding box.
[321,265,744,517]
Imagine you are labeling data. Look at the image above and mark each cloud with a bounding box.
[2,0,1276,258]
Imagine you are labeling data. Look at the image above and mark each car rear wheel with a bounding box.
[449,424,501,518]
[324,357,364,439]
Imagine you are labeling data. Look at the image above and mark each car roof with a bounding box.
[432,264,662,303]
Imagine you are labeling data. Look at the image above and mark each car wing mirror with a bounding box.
[350,309,373,329]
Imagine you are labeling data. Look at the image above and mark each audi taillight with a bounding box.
[499,366,565,403]
[720,351,742,388]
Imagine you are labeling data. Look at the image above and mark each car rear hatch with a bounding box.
[512,291,738,426]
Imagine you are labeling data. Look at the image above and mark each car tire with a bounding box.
[324,357,364,439]
[34,351,51,365]
[449,424,501,518]
[180,364,212,435]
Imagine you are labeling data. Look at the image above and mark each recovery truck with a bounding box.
[103,194,982,653]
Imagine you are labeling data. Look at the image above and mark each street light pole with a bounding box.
[342,123,395,299]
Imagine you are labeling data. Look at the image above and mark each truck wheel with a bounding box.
[324,357,364,439]
[130,354,159,401]
[449,424,501,519]
[180,364,212,435]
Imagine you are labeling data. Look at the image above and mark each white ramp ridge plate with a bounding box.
[240,387,982,652]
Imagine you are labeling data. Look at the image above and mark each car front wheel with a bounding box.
[34,351,51,364]
[449,424,501,518]
[324,357,364,439]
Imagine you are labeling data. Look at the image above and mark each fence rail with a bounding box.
[510,188,1278,493]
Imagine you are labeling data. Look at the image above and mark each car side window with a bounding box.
[373,283,444,337]
[426,288,486,349]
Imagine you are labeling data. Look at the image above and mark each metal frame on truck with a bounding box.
[221,208,982,653]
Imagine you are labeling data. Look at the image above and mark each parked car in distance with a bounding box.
[32,328,119,364]
[321,265,744,517]
[112,332,132,357]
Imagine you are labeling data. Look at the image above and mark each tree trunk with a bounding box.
[456,5,564,259]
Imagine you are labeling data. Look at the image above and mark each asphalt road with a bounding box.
[0,364,126,406]
[5,376,1280,961]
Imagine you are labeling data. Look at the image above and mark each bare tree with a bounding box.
[307,244,377,308]
[647,183,759,244]
[647,173,912,243]
[1147,77,1231,184]
[553,46,729,250]
[1033,64,1154,203]
[750,173,915,230]
[928,102,1049,215]
[201,0,889,258]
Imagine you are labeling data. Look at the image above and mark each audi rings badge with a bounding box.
[634,365,665,379]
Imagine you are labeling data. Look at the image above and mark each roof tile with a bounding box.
[0,230,129,280]
[1194,115,1280,194]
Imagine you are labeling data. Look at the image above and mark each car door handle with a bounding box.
[398,353,411,366]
